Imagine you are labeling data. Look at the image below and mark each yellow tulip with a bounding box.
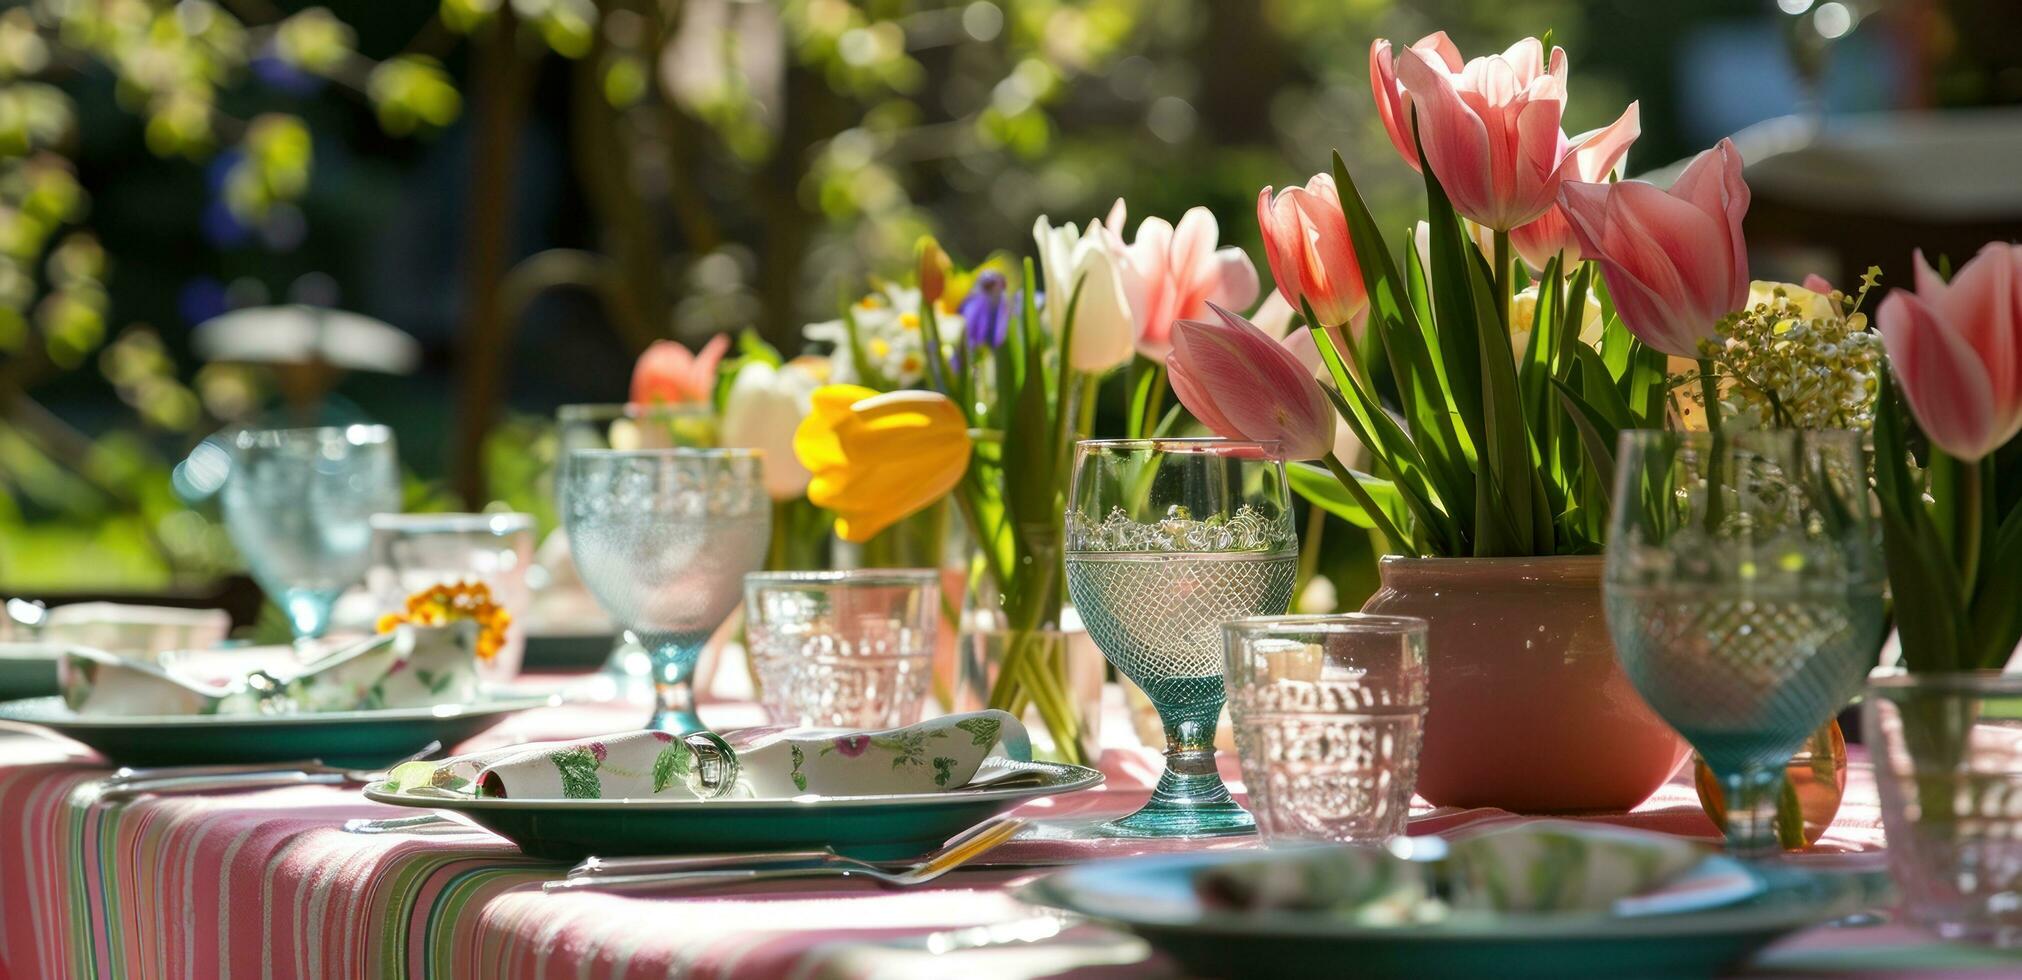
[793,384,972,542]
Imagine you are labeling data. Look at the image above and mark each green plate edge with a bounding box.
[1018,849,1887,980]
[363,761,1104,861]
[0,695,555,768]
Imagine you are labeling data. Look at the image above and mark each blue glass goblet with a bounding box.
[562,448,768,732]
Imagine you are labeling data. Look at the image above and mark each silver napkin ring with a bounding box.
[680,731,739,799]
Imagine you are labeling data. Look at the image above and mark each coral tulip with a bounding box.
[722,357,826,500]
[1258,172,1368,329]
[1370,32,1464,172]
[1875,243,2022,462]
[1557,138,1751,358]
[631,335,729,405]
[1389,36,1636,232]
[1034,214,1136,372]
[1509,103,1641,270]
[793,385,972,541]
[1102,201,1260,363]
[1168,303,1336,461]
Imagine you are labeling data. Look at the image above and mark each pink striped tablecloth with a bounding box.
[0,690,2005,979]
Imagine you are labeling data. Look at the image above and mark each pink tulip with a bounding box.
[1391,36,1621,231]
[1557,138,1751,358]
[1875,243,2022,462]
[1102,201,1260,363]
[631,335,730,405]
[1258,173,1368,329]
[1370,33,1464,172]
[1803,273,1835,296]
[1509,103,1641,270]
[1168,302,1336,461]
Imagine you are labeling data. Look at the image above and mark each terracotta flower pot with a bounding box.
[1361,555,1688,812]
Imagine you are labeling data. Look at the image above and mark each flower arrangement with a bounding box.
[1171,33,1673,559]
[1871,243,2022,673]
[377,580,512,663]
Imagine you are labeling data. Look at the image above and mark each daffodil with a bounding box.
[793,384,972,542]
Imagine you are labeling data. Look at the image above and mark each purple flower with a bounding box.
[832,735,871,757]
[959,271,1012,349]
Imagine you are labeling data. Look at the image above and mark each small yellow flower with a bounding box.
[793,384,971,542]
[377,579,512,663]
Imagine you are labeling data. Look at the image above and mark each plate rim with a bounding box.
[360,760,1105,811]
[1016,849,1872,943]
[0,694,558,729]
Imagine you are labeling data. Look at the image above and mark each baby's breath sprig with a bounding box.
[1683,270,1885,431]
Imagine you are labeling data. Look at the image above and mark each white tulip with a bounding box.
[1034,215,1135,373]
[721,358,823,500]
[1509,285,1606,356]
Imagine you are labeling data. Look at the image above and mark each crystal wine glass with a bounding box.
[222,425,400,642]
[553,402,720,689]
[1604,429,1885,856]
[1065,438,1298,838]
[561,448,769,732]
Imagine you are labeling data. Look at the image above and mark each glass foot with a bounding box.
[1098,798,1254,839]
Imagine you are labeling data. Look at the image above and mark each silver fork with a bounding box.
[543,816,1028,894]
[97,741,442,802]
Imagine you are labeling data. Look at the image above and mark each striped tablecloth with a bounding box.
[0,691,2005,979]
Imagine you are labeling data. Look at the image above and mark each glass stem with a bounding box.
[1147,704,1230,810]
[283,590,335,640]
[1720,765,1785,857]
[648,642,704,734]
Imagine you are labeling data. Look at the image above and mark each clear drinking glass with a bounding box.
[561,448,768,732]
[1065,438,1299,838]
[222,425,401,641]
[1603,429,1886,856]
[744,569,940,729]
[1866,673,2022,946]
[554,403,720,687]
[1224,614,1430,846]
[366,512,535,681]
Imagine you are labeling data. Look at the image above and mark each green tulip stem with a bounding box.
[1957,454,1984,600]
[1139,364,1168,440]
[1493,230,1513,332]
[1696,357,1724,436]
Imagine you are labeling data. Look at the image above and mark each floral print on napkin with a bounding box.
[387,710,1031,801]
[57,622,481,717]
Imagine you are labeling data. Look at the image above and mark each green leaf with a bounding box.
[1875,372,1968,671]
[1289,461,1406,533]
[1968,502,2022,670]
[1419,161,1487,468]
[1312,321,1454,553]
[1330,152,1475,514]
[651,743,691,793]
[1553,380,1617,514]
[551,747,603,800]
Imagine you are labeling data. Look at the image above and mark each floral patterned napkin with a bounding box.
[386,709,1031,801]
[56,622,482,717]
[1196,821,1714,923]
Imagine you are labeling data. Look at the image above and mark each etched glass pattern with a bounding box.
[1604,430,1885,856]
[1063,439,1297,839]
[563,449,768,733]
[1224,618,1429,846]
[745,571,938,730]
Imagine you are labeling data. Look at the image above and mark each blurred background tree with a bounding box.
[3,0,2015,593]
